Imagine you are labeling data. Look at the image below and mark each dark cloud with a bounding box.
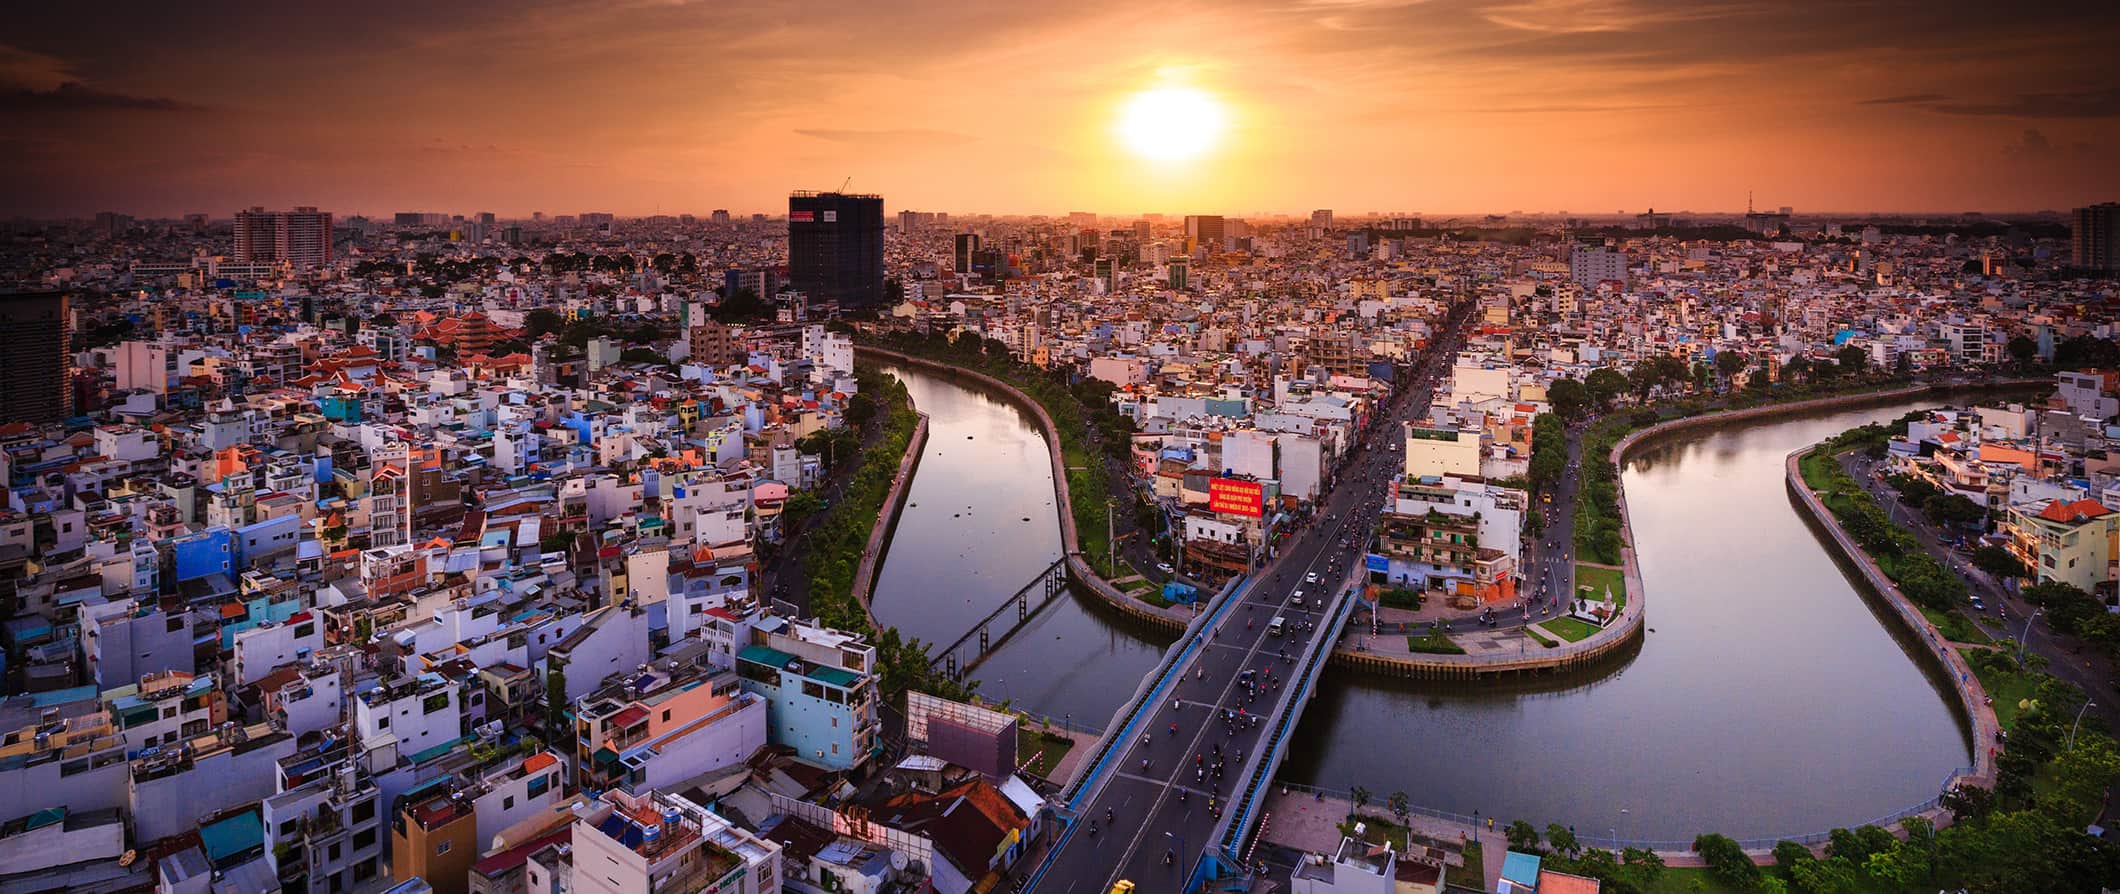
[0,81,198,112]
[1931,88,2120,119]
[1859,93,1950,105]
[1856,88,2120,119]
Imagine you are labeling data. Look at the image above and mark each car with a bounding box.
[1291,590,1306,606]
[1156,562,1174,575]
[1970,596,1986,611]
[1303,572,1320,584]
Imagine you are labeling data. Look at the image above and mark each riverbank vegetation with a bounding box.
[1407,633,1465,654]
[865,330,1140,576]
[803,369,971,705]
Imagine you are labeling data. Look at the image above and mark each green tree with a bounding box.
[1348,786,1371,818]
[845,392,878,429]
[1548,376,1591,420]
[1921,493,1986,528]
[1387,791,1409,823]
[1772,839,1813,873]
[1972,544,2029,579]
[1505,820,1543,855]
[1691,833,1759,887]
[2047,738,2120,826]
[1584,368,1629,410]
[1714,349,1747,386]
[2008,334,2038,365]
[1783,354,1812,383]
[1545,824,1581,858]
[1836,344,1867,374]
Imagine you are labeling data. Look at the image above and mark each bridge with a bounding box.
[926,556,1072,679]
[1016,306,1470,893]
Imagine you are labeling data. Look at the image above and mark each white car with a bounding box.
[1292,590,1307,607]
[1303,572,1320,584]
[1156,562,1174,575]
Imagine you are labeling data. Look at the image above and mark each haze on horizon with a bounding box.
[3,0,2117,219]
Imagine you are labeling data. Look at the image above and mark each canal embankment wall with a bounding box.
[856,346,1198,635]
[848,392,929,624]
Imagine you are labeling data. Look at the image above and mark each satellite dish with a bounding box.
[891,851,910,872]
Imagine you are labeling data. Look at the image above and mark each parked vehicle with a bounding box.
[1267,617,1287,637]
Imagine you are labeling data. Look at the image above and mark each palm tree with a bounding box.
[1349,785,1372,818]
[1388,791,1410,823]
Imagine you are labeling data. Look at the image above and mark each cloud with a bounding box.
[2001,128,2101,161]
[1856,88,2120,119]
[794,128,976,146]
[0,43,71,91]
[0,81,200,112]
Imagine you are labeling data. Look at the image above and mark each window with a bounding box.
[503,796,515,810]
[353,828,376,850]
[435,840,451,855]
[661,710,671,722]
[328,842,341,861]
[351,799,375,823]
[421,693,450,714]
[167,617,185,633]
[528,775,549,797]
[376,715,390,729]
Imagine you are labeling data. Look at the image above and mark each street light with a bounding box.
[1165,831,1191,886]
[2070,701,2097,750]
[2017,608,2043,665]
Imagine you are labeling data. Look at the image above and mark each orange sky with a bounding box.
[3,0,2117,218]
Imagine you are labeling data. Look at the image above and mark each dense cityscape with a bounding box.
[7,2,2120,893]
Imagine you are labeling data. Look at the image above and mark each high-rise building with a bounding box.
[1184,214,1225,250]
[1569,242,1629,290]
[711,208,731,223]
[1311,209,1334,229]
[2074,203,2120,272]
[954,232,980,272]
[234,206,334,267]
[1133,220,1152,242]
[0,291,72,423]
[788,191,885,309]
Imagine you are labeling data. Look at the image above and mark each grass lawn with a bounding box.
[1015,731,1076,778]
[1574,563,1628,609]
[1458,841,1486,890]
[1526,628,1559,649]
[1408,633,1466,654]
[1138,589,1173,608]
[1921,606,1994,645]
[1961,646,2040,730]
[1541,616,1603,643]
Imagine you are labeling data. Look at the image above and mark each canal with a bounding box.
[871,361,1981,840]
[1282,395,1977,841]
[868,363,1167,727]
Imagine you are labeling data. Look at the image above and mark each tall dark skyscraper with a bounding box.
[0,291,72,423]
[2075,203,2119,272]
[954,232,980,272]
[788,191,885,309]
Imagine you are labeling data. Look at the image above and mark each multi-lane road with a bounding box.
[1024,303,1472,894]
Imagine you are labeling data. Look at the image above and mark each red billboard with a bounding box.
[1209,477,1264,518]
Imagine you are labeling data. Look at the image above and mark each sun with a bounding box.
[1116,85,1227,162]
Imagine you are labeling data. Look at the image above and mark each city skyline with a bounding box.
[4,0,2118,218]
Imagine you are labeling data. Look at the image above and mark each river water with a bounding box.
[871,362,1981,840]
[868,364,1166,727]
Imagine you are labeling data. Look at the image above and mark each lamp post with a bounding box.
[1472,809,1480,844]
[2017,608,2043,665]
[1165,831,1191,889]
[2070,701,2097,750]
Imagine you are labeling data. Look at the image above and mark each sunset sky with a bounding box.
[4,0,2117,219]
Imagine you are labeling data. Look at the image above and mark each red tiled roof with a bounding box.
[2039,498,2112,524]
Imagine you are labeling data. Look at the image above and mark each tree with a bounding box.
[1584,368,1629,409]
[1691,833,1759,886]
[1619,847,1665,886]
[1505,820,1543,855]
[1921,493,1986,529]
[1387,791,1410,823]
[1348,786,1370,817]
[1714,350,1747,385]
[1971,544,2026,579]
[1549,376,1591,420]
[1783,354,1812,384]
[1772,839,1813,873]
[2008,334,2039,365]
[1545,823,1581,858]
[845,392,879,429]
[2046,738,2120,826]
[1836,344,1867,374]
[2055,335,2120,369]
[544,667,568,733]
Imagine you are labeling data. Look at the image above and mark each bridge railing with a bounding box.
[1062,569,1251,809]
[1220,586,1361,858]
[1270,768,1968,853]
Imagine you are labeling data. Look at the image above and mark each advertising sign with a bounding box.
[1364,554,1388,573]
[1208,477,1264,518]
[790,210,815,222]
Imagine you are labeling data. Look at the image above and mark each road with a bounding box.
[1842,451,2120,758]
[1024,301,1473,894]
